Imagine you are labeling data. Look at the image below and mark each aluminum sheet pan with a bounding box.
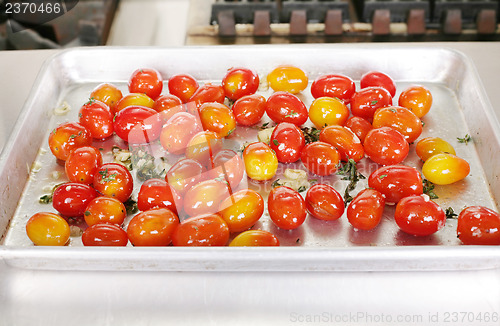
[1,45,500,272]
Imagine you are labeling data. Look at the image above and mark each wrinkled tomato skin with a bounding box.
[113,93,155,115]
[52,182,99,217]
[183,180,231,217]
[395,195,446,236]
[243,142,278,181]
[422,153,470,185]
[363,127,409,165]
[84,196,127,226]
[265,91,308,126]
[305,184,344,221]
[308,97,349,128]
[300,141,340,176]
[113,106,162,144]
[416,137,456,162]
[90,83,123,111]
[185,130,223,168]
[218,189,264,232]
[222,67,260,100]
[137,178,183,215]
[128,68,163,100]
[209,149,245,190]
[457,206,500,245]
[48,122,92,161]
[166,158,206,195]
[268,186,307,230]
[310,74,356,103]
[319,125,364,162]
[267,65,308,94]
[344,116,373,144]
[82,223,128,247]
[172,214,230,246]
[199,102,236,138]
[26,212,70,246]
[347,189,385,230]
[398,85,433,118]
[168,74,199,103]
[368,165,423,204]
[127,208,179,246]
[93,163,134,203]
[232,94,266,126]
[229,230,280,247]
[360,71,396,97]
[350,86,393,122]
[372,106,423,143]
[78,100,114,140]
[269,122,306,163]
[189,83,225,107]
[65,146,103,185]
[160,112,202,154]
[153,94,183,114]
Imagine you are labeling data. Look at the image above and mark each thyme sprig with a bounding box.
[422,179,439,199]
[300,126,321,144]
[336,159,366,206]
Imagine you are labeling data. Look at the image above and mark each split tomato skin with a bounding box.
[78,100,114,140]
[319,125,364,162]
[168,74,199,103]
[84,196,127,226]
[267,65,308,94]
[269,122,306,163]
[65,146,103,185]
[268,186,307,230]
[394,195,446,236]
[82,223,128,247]
[457,206,500,245]
[52,182,99,217]
[372,106,423,143]
[93,163,134,203]
[113,105,162,144]
[300,141,340,176]
[422,153,470,185]
[229,230,280,247]
[232,94,266,126]
[350,86,393,122]
[128,68,163,100]
[48,122,92,161]
[189,83,225,107]
[347,188,385,230]
[305,184,344,221]
[243,142,278,181]
[137,178,182,215]
[172,214,230,246]
[398,85,433,118]
[222,67,260,100]
[344,116,373,144]
[26,212,70,246]
[265,91,308,126]
[363,127,409,166]
[127,208,179,246]
[368,165,423,204]
[310,74,356,103]
[218,189,264,232]
[360,71,396,97]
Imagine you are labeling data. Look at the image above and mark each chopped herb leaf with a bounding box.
[389,108,397,113]
[39,194,52,204]
[423,179,439,199]
[336,159,366,206]
[271,179,283,188]
[370,100,378,105]
[261,122,270,129]
[285,110,298,118]
[300,126,321,144]
[445,207,458,219]
[378,174,388,180]
[457,134,471,145]
[273,139,279,146]
[297,186,307,193]
[124,198,138,215]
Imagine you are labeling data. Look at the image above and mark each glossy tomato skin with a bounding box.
[300,141,340,176]
[344,116,373,144]
[218,189,264,232]
[189,83,225,107]
[185,130,223,168]
[153,94,183,114]
[48,122,92,161]
[265,91,308,126]
[199,102,236,138]
[372,106,423,143]
[457,206,500,245]
[113,93,155,115]
[267,65,308,94]
[78,100,114,140]
[268,186,307,230]
[168,74,199,103]
[350,86,393,122]
[172,214,230,246]
[305,184,344,221]
[422,153,470,185]
[232,94,266,126]
[309,97,349,128]
[127,208,179,246]
[93,163,134,203]
[416,137,456,162]
[26,212,70,246]
[269,122,305,163]
[398,85,433,118]
[310,74,356,103]
[113,106,162,144]
[242,142,278,181]
[52,182,99,217]
[222,67,260,100]
[360,71,396,97]
[84,196,127,226]
[90,83,123,111]
[82,223,128,247]
[137,178,182,215]
[363,127,409,165]
[183,179,231,217]
[165,158,206,195]
[209,149,245,190]
[347,189,385,230]
[160,112,202,154]
[319,125,364,162]
[229,230,280,247]
[368,165,423,204]
[65,146,103,185]
[128,68,163,100]
[395,195,446,236]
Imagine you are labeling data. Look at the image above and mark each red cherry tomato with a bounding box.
[113,93,155,115]
[232,94,266,126]
[183,179,231,217]
[265,91,308,126]
[127,208,179,246]
[48,122,92,161]
[350,86,393,122]
[395,195,446,236]
[344,116,373,144]
[113,106,162,144]
[84,196,127,226]
[457,206,500,245]
[137,178,183,215]
[172,213,230,246]
[398,85,433,118]
[82,223,128,247]
[300,141,340,176]
[199,102,236,138]
[222,67,259,100]
[189,83,225,107]
[52,182,98,217]
[218,189,264,232]
[310,74,355,103]
[160,112,202,154]
[26,212,70,246]
[368,165,423,204]
[372,106,423,143]
[319,125,364,162]
[165,158,206,195]
[90,83,123,112]
[168,73,199,103]
[360,71,396,97]
[229,230,280,246]
[347,188,385,230]
[128,68,163,100]
[209,149,245,190]
[78,99,114,140]
[305,184,344,221]
[269,122,306,163]
[268,186,307,230]
[363,127,409,165]
[93,163,134,203]
[65,146,103,185]
[153,94,183,114]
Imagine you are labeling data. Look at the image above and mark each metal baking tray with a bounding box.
[1,45,500,272]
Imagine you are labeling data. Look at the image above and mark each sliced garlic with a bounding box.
[257,127,275,144]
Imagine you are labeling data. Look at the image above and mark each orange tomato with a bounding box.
[372,106,423,143]
[309,97,349,129]
[26,212,70,246]
[229,230,280,246]
[218,189,264,232]
[267,65,308,94]
[172,214,230,246]
[398,85,433,118]
[199,102,236,138]
[242,142,278,181]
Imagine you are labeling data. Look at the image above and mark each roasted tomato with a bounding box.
[165,158,206,195]
[183,179,231,217]
[26,212,70,246]
[398,85,433,118]
[172,214,230,246]
[360,71,396,97]
[416,137,456,162]
[128,68,163,100]
[199,102,236,138]
[168,73,199,103]
[153,94,183,114]
[90,83,123,111]
[126,208,179,246]
[395,195,446,236]
[218,189,264,232]
[309,96,349,128]
[242,142,278,181]
[232,94,266,126]
[48,122,92,161]
[52,182,98,217]
[457,206,500,245]
[113,105,162,144]
[160,112,202,154]
[185,130,223,168]
[189,83,225,107]
[222,67,260,100]
[310,74,355,103]
[137,178,182,215]
[65,146,103,185]
[350,86,393,122]
[209,149,245,190]
[267,65,308,94]
[305,184,344,221]
[82,223,128,247]
[113,93,155,115]
[229,230,280,247]
[84,196,127,226]
[422,153,470,185]
[269,122,305,163]
[300,141,340,176]
[372,106,422,143]
[347,188,385,230]
[344,116,373,144]
[363,127,409,165]
[319,125,364,162]
[368,165,423,204]
[268,186,307,230]
[265,91,308,126]
[93,163,134,203]
[78,99,114,140]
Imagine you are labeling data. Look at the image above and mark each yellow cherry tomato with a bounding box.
[229,230,280,246]
[416,137,456,161]
[422,153,470,185]
[309,97,349,129]
[267,65,308,94]
[243,142,278,181]
[398,85,433,118]
[26,212,70,246]
[218,189,264,232]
